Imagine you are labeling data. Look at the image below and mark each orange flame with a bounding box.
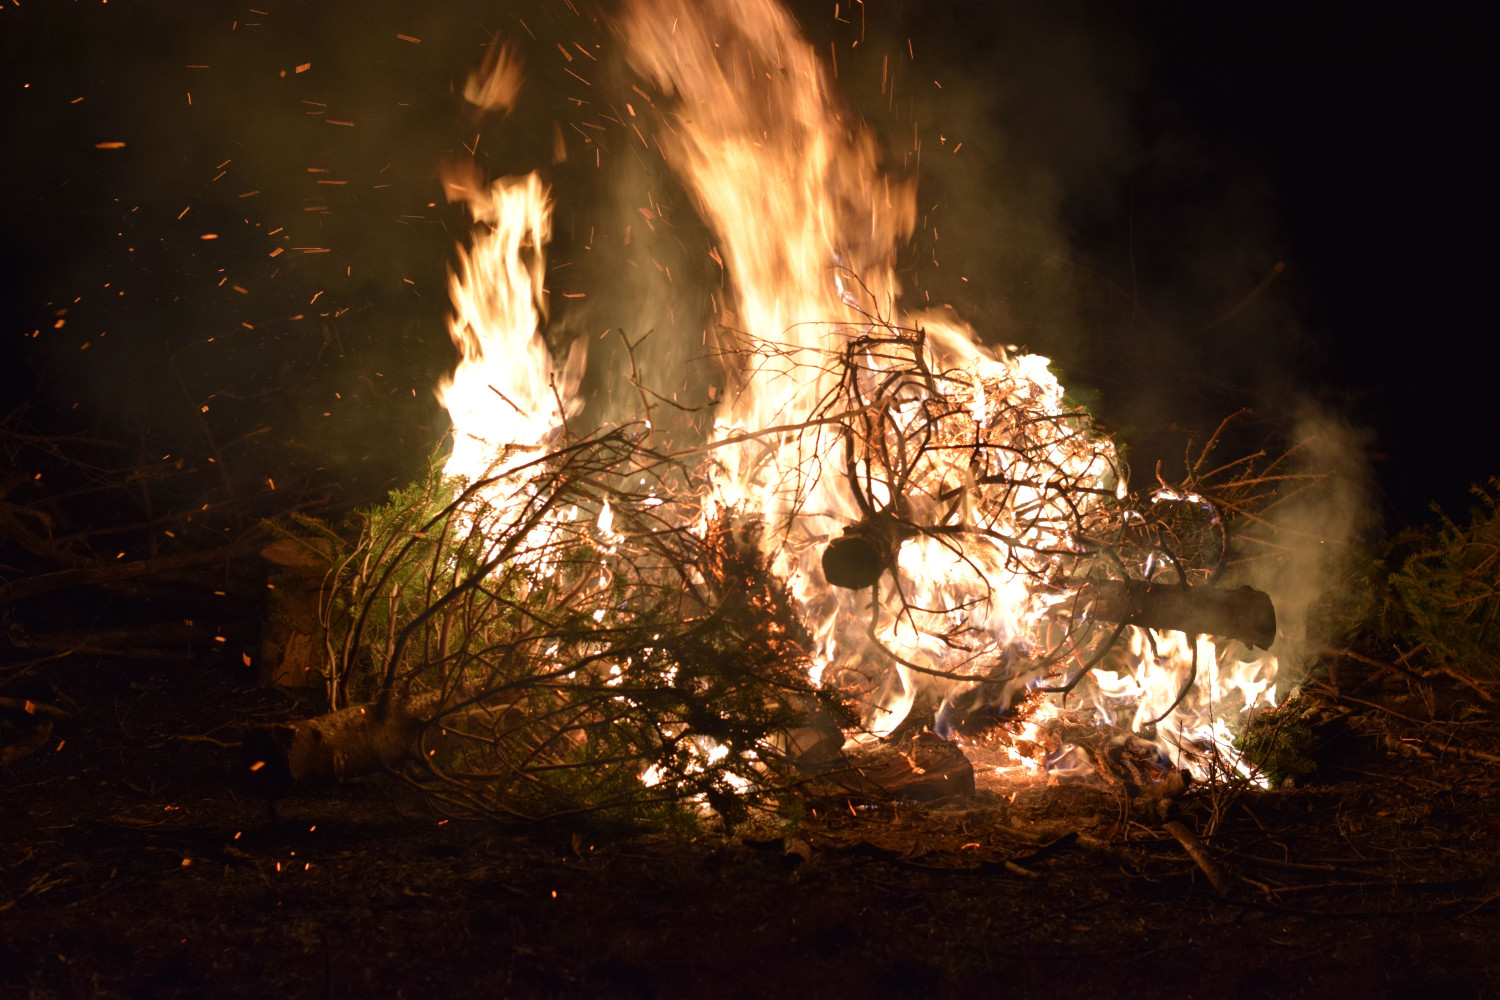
[619,0,1278,775]
[432,5,1281,785]
[437,164,584,493]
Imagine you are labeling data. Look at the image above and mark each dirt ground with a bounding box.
[4,651,1499,1000]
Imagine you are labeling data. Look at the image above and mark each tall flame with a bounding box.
[437,37,583,497]
[437,163,585,499]
[620,0,1279,773]
[623,0,913,508]
[430,2,1281,785]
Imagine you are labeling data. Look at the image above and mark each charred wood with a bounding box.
[1075,579,1276,650]
[821,731,975,803]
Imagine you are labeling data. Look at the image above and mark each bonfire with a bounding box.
[245,0,1309,826]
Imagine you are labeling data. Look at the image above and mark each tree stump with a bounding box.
[259,539,333,689]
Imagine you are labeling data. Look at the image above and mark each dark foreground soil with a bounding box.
[4,653,1500,1000]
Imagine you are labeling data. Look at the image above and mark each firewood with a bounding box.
[785,715,846,771]
[0,718,53,767]
[0,544,248,606]
[819,519,1277,648]
[0,697,71,719]
[823,731,975,802]
[1075,579,1276,650]
[6,622,212,661]
[240,698,435,798]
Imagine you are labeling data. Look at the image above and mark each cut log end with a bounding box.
[240,704,423,798]
[821,534,885,590]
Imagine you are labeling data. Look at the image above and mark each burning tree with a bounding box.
[249,310,1288,815]
[248,0,1303,819]
[614,0,1287,780]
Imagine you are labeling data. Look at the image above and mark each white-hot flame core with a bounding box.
[439,169,564,487]
[434,162,595,607]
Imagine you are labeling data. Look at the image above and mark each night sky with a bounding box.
[1,0,1493,526]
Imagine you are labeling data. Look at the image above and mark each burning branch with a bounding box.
[703,313,1292,759]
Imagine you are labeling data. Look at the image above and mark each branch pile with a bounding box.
[717,314,1296,749]
[248,430,852,823]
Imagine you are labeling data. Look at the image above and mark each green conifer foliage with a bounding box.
[1390,479,1500,679]
[296,432,851,824]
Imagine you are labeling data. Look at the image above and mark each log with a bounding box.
[0,544,248,605]
[784,711,847,772]
[819,529,1276,649]
[819,519,916,591]
[1077,580,1277,650]
[240,702,428,798]
[821,534,888,590]
[824,731,975,802]
[6,622,211,661]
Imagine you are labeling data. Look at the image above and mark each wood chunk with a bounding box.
[827,731,975,802]
[820,534,885,590]
[241,702,428,798]
[785,717,846,772]
[1078,580,1277,650]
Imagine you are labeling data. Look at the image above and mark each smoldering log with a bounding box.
[819,534,1276,650]
[1076,580,1276,650]
[821,731,976,802]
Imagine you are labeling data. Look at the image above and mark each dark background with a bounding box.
[1,0,1493,525]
